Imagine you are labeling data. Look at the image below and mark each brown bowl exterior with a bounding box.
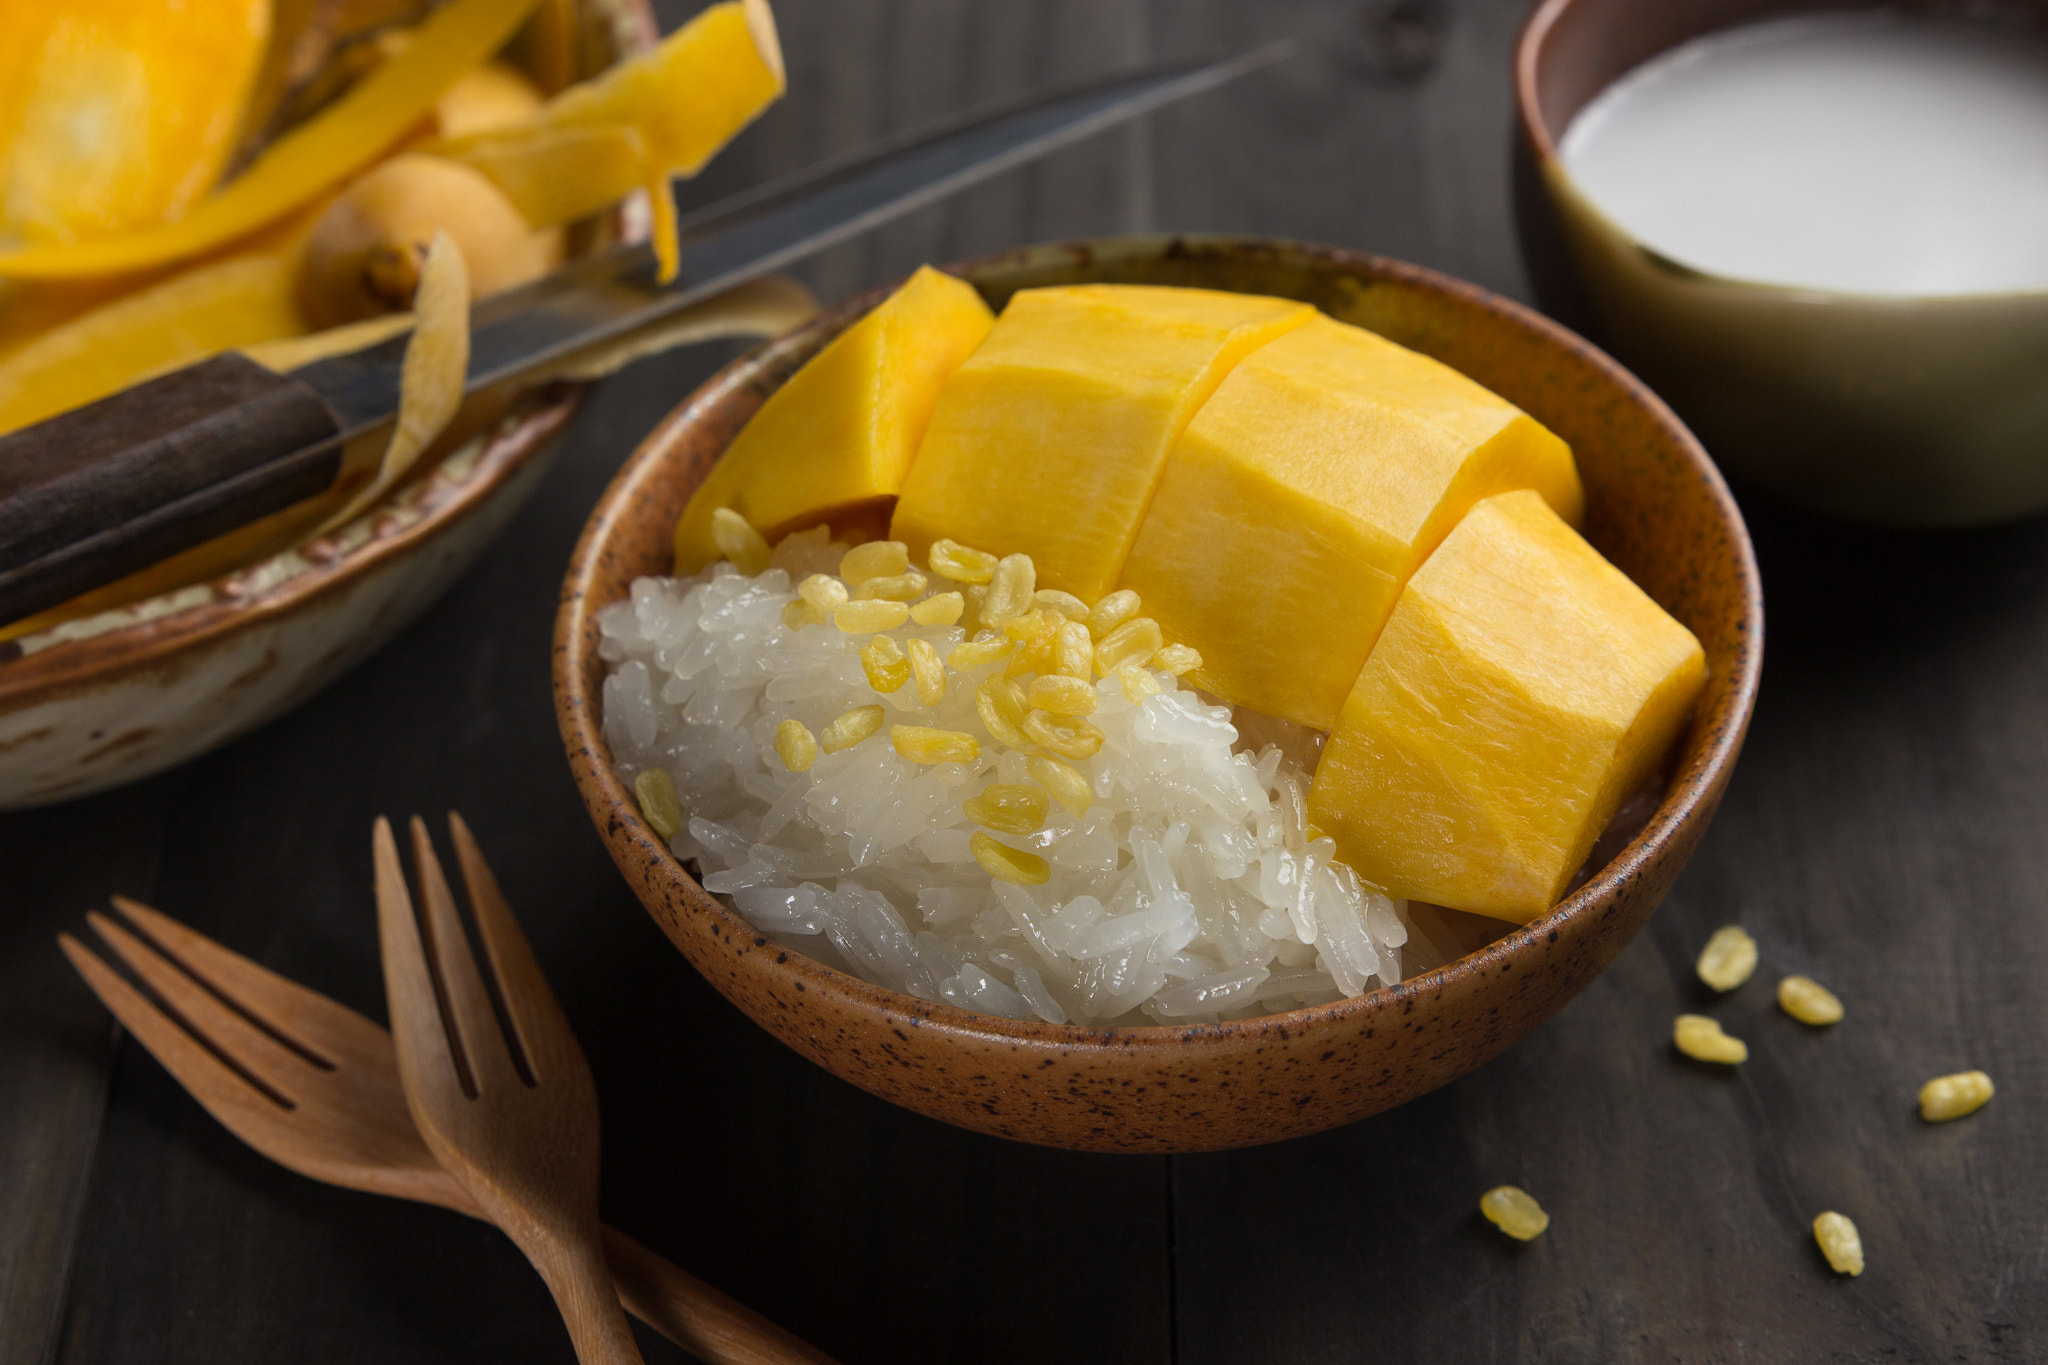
[555,235,1763,1153]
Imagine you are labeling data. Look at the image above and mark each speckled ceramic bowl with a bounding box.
[1515,0,2048,526]
[0,0,790,809]
[556,235,1763,1153]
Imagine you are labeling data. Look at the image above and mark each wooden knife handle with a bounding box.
[0,353,343,628]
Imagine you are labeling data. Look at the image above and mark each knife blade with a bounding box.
[0,41,1291,628]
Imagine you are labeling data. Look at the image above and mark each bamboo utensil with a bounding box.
[57,895,837,1364]
[373,811,641,1363]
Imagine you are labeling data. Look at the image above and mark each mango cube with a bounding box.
[1307,490,1705,923]
[674,265,993,572]
[1121,315,1583,730]
[890,284,1312,600]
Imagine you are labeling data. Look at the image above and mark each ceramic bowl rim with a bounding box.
[556,231,1764,1049]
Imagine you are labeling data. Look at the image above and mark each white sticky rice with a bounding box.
[599,527,1410,1027]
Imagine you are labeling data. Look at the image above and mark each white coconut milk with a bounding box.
[1559,11,2048,296]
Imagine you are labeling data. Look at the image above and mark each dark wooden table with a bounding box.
[5,2,2044,1361]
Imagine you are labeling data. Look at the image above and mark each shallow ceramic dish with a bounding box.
[1515,0,2048,527]
[0,0,682,810]
[557,234,1764,1153]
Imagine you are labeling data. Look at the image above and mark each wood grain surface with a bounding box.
[2,2,2041,1362]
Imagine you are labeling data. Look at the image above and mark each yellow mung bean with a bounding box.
[1094,617,1164,676]
[892,725,980,765]
[781,600,824,630]
[1152,642,1202,676]
[1033,589,1090,620]
[1003,608,1055,644]
[1029,754,1091,817]
[1026,674,1096,717]
[632,768,684,839]
[948,635,1013,670]
[797,573,848,612]
[910,591,964,626]
[1696,925,1759,991]
[928,537,997,584]
[1673,1014,1747,1063]
[976,676,1034,751]
[1116,662,1161,702]
[905,638,946,706]
[1023,709,1104,760]
[1087,588,1141,640]
[1812,1212,1864,1275]
[861,636,911,692]
[1777,975,1843,1025]
[1055,620,1093,679]
[1479,1186,1549,1241]
[833,599,910,633]
[980,553,1036,625]
[857,570,928,601]
[710,507,771,576]
[1919,1070,1994,1122]
[971,831,1050,886]
[819,705,885,753]
[1002,609,1057,678]
[773,719,818,772]
[962,783,1048,835]
[840,539,909,584]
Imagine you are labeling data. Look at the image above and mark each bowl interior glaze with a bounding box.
[555,235,1763,1153]
[1515,0,2048,527]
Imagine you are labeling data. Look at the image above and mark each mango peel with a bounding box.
[0,0,271,247]
[0,0,543,279]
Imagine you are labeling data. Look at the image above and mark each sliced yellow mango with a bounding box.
[1121,315,1583,730]
[0,0,270,247]
[891,284,1313,601]
[675,265,992,572]
[0,253,307,435]
[1307,490,1705,923]
[0,0,541,279]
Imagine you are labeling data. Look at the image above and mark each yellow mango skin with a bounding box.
[0,252,307,435]
[439,0,786,233]
[0,0,270,247]
[1122,315,1583,730]
[891,284,1314,601]
[1308,490,1706,924]
[0,0,541,279]
[674,265,993,572]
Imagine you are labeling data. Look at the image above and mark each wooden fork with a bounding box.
[375,811,657,1364]
[58,897,837,1365]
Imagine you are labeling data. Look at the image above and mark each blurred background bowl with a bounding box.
[555,233,1764,1153]
[1514,0,2048,527]
[0,0,662,810]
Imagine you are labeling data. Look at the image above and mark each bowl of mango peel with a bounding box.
[556,234,1765,1152]
[0,0,818,809]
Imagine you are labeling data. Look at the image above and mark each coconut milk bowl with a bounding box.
[555,235,1762,1154]
[1516,0,2048,526]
